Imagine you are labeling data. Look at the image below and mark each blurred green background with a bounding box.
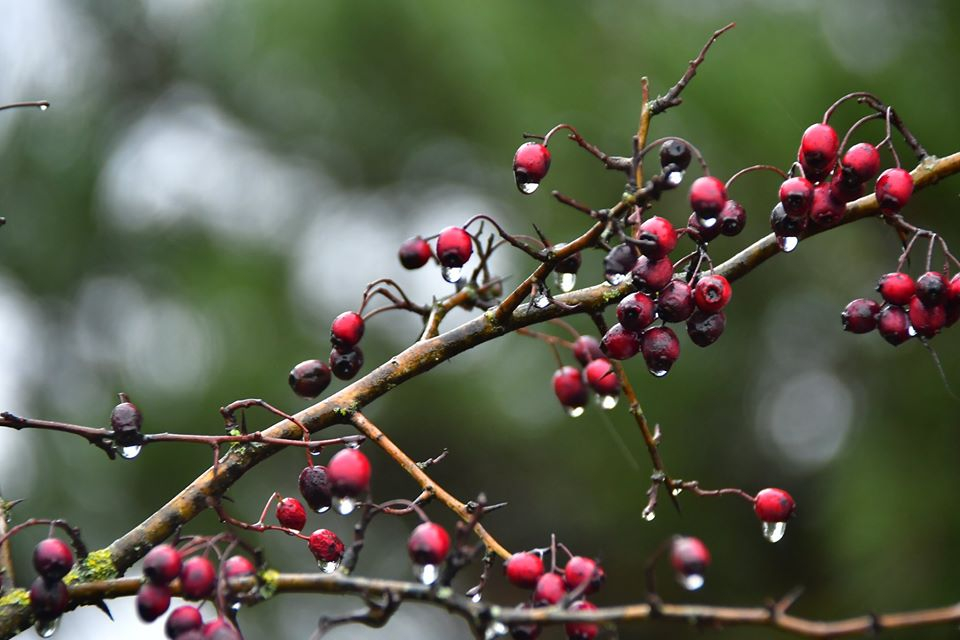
[1,1,960,638]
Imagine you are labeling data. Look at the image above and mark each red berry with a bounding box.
[408,522,451,567]
[877,272,916,306]
[694,274,732,312]
[137,582,172,622]
[308,529,345,565]
[330,311,364,351]
[180,556,217,600]
[915,271,948,307]
[875,168,913,213]
[659,139,692,172]
[686,309,726,347]
[143,544,182,585]
[778,177,814,218]
[33,538,74,583]
[298,465,332,513]
[564,600,599,640]
[687,212,720,243]
[718,200,746,236]
[670,536,711,579]
[840,142,881,183]
[329,347,363,380]
[603,244,638,284]
[584,358,619,397]
[949,274,960,303]
[202,618,241,640]
[222,555,255,580]
[770,202,808,241]
[288,359,332,399]
[641,326,680,376]
[504,552,545,589]
[553,366,588,415]
[532,572,566,606]
[877,305,912,346]
[841,298,880,334]
[600,323,641,361]
[436,226,473,268]
[657,280,695,323]
[563,556,604,594]
[830,176,864,204]
[398,236,433,269]
[637,216,677,259]
[165,605,203,639]
[689,176,727,220]
[808,182,845,228]
[631,255,673,294]
[572,335,603,366]
[110,396,143,447]
[513,142,551,194]
[327,448,372,498]
[29,576,68,619]
[616,292,655,331]
[908,297,946,338]
[798,123,839,179]
[754,488,796,522]
[276,497,307,531]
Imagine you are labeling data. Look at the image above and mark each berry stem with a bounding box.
[724,164,788,190]
[0,101,49,113]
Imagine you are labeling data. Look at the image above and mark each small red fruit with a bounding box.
[908,297,946,338]
[308,529,345,565]
[718,199,746,236]
[689,176,727,220]
[584,358,619,397]
[436,226,474,268]
[288,359,332,399]
[687,212,720,243]
[572,335,603,366]
[29,576,68,620]
[798,123,839,179]
[222,555,256,579]
[563,556,604,594]
[600,323,641,361]
[877,272,916,306]
[637,216,678,259]
[330,311,364,351]
[841,298,880,334]
[179,556,217,600]
[553,366,588,415]
[830,176,864,204]
[513,142,551,194]
[327,448,372,498]
[276,496,307,531]
[915,271,948,307]
[143,544,182,585]
[754,488,796,522]
[137,582,172,622]
[808,182,845,227]
[408,522,451,567]
[877,305,912,346]
[202,618,242,640]
[616,292,655,331]
[631,255,673,293]
[398,236,433,269]
[778,177,814,218]
[165,605,203,639]
[533,572,567,605]
[686,309,726,347]
[641,326,680,376]
[840,142,881,183]
[33,538,74,583]
[694,274,732,312]
[603,244,638,284]
[110,394,143,447]
[657,280,695,323]
[875,168,914,213]
[504,552,545,589]
[329,347,364,380]
[298,465,333,513]
[670,536,711,583]
[564,600,599,640]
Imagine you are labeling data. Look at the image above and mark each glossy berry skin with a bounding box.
[504,552,545,589]
[408,522,451,566]
[841,298,880,334]
[436,226,473,268]
[798,123,839,179]
[909,297,946,338]
[657,280,695,323]
[29,576,68,619]
[564,556,604,594]
[841,142,881,183]
[616,292,655,331]
[877,305,912,345]
[637,216,677,259]
[327,448,372,497]
[770,202,808,238]
[915,271,948,307]
[670,536,711,577]
[603,244,638,283]
[687,212,720,243]
[553,366,588,410]
[202,619,242,640]
[809,182,845,228]
[875,168,914,213]
[754,488,796,523]
[694,274,732,312]
[600,323,641,361]
[222,555,256,579]
[572,335,603,366]
[533,572,567,606]
[686,310,726,347]
[830,175,864,204]
[276,497,307,531]
[718,199,746,236]
[513,142,551,192]
[631,255,673,294]
[778,177,814,218]
[298,465,332,512]
[288,359,332,399]
[877,272,916,306]
[180,556,217,600]
[584,358,619,396]
[137,582,172,622]
[308,529,345,564]
[33,538,74,583]
[398,236,433,269]
[659,139,691,171]
[641,327,680,375]
[689,176,727,220]
[143,544,182,585]
[565,600,599,640]
[330,311,364,351]
[110,397,143,446]
[165,605,203,639]
[329,347,363,380]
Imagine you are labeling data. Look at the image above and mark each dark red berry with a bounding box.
[778,177,814,218]
[308,529,345,564]
[830,174,864,203]
[177,632,205,640]
[841,298,880,334]
[398,236,433,269]
[513,142,551,194]
[533,572,566,605]
[641,327,680,376]
[137,582,172,622]
[298,465,333,513]
[657,280,695,323]
[330,311,364,351]
[670,536,711,579]
[754,488,796,522]
[179,556,216,600]
[877,272,916,306]
[915,271,948,307]
[877,304,912,345]
[718,200,746,236]
[222,555,256,580]
[908,297,946,338]
[327,448,372,498]
[770,202,808,239]
[949,274,960,303]
[600,323,641,360]
[637,216,677,259]
[33,538,74,583]
[572,335,603,366]
[840,142,881,183]
[875,168,913,213]
[603,244,638,284]
[565,600,599,640]
[659,139,691,172]
[808,182,845,227]
[276,497,307,531]
[110,395,143,447]
[408,522,451,566]
[143,544,182,585]
[689,176,727,220]
[555,245,582,275]
[202,618,242,640]
[504,552,544,589]
[616,292,655,331]
[553,366,588,415]
[329,347,363,380]
[687,212,720,243]
[798,123,839,179]
[29,576,68,619]
[165,605,203,639]
[563,556,604,594]
[584,358,619,397]
[288,359,332,398]
[694,274,732,312]
[436,226,473,268]
[686,309,726,347]
[631,255,673,294]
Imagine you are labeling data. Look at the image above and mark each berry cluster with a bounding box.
[29,538,74,635]
[399,226,474,284]
[552,336,621,417]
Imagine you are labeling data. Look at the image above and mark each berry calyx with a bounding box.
[137,582,172,622]
[841,298,880,334]
[915,271,948,307]
[616,292,655,331]
[179,556,217,600]
[584,358,620,398]
[33,538,74,583]
[908,297,946,338]
[398,236,433,269]
[754,488,796,523]
[329,347,364,380]
[600,323,641,361]
[686,309,726,347]
[641,326,680,376]
[875,168,914,213]
[29,576,68,620]
[504,552,545,589]
[298,465,333,513]
[563,556,604,594]
[436,226,474,268]
[533,572,566,605]
[308,529,345,565]
[222,555,256,579]
[670,536,711,589]
[694,274,732,312]
[877,304,912,346]
[778,177,814,218]
[572,335,603,366]
[553,366,589,416]
[637,216,677,259]
[657,280,695,323]
[718,199,746,236]
[798,123,839,179]
[288,359,332,399]
[840,142,881,183]
[110,394,143,447]
[276,496,307,531]
[330,311,364,351]
[564,600,599,640]
[327,448,372,498]
[408,522,451,567]
[877,272,916,306]
[513,142,551,194]
[689,176,727,221]
[143,544,182,585]
[631,255,673,294]
[165,605,203,639]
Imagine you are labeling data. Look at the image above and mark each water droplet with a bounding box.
[532,292,550,309]
[119,444,141,459]
[484,621,509,639]
[701,216,717,228]
[333,496,357,515]
[671,486,683,497]
[319,559,340,574]
[565,406,585,418]
[314,505,331,515]
[761,521,787,543]
[556,272,577,293]
[649,368,668,378]
[679,573,705,591]
[310,448,323,457]
[471,592,482,603]
[38,104,49,112]
[777,236,799,253]
[598,394,619,410]
[345,440,361,450]
[641,507,656,522]
[414,563,439,585]
[606,273,628,286]
[441,266,462,283]
[35,618,59,638]
[519,181,540,194]
[907,325,917,337]
[666,170,685,186]
[230,601,242,613]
